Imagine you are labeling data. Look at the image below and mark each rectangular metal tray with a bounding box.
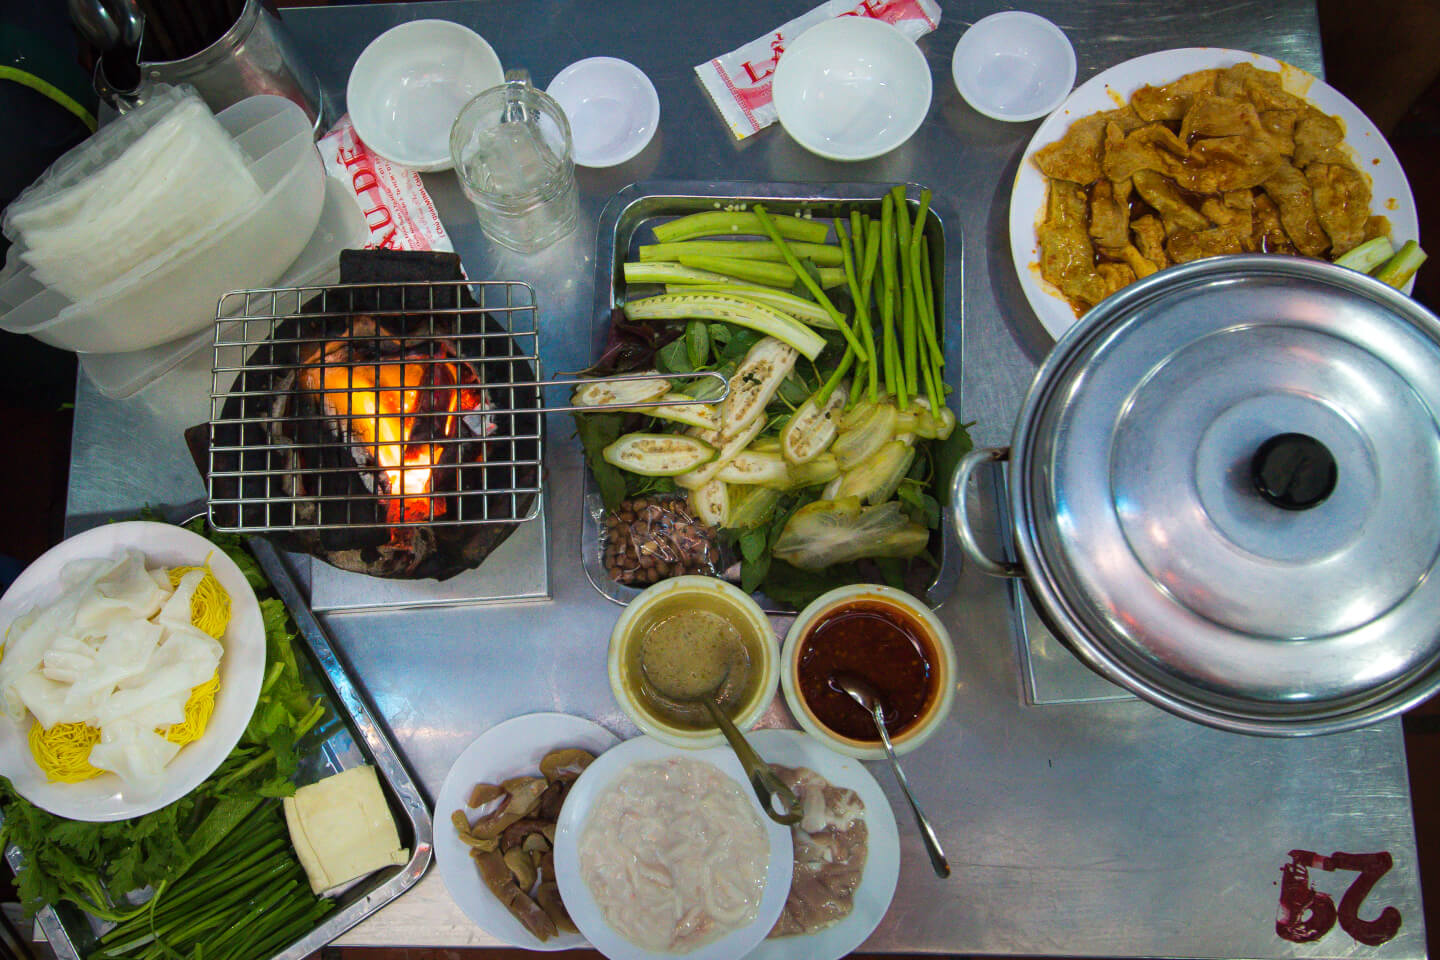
[580,181,964,613]
[10,535,434,960]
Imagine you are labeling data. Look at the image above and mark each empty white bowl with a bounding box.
[347,19,504,171]
[771,16,932,162]
[951,11,1076,122]
[546,57,660,167]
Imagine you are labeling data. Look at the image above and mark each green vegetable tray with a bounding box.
[3,533,434,960]
[580,182,965,612]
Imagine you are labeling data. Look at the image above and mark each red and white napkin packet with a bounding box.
[696,0,942,140]
[317,114,455,253]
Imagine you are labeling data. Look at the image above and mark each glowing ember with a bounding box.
[298,327,492,534]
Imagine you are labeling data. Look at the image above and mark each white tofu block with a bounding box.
[283,765,409,895]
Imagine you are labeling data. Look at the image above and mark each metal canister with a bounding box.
[95,0,326,134]
[954,255,1440,735]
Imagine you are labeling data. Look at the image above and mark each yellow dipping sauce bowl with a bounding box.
[608,576,780,748]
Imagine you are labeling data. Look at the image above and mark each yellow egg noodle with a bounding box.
[27,563,230,783]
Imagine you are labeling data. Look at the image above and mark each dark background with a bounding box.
[0,0,1435,957]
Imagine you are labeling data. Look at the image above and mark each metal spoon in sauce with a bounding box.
[638,658,803,826]
[832,672,951,878]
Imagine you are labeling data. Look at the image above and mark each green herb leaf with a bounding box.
[686,320,710,369]
[656,338,692,374]
[573,413,627,512]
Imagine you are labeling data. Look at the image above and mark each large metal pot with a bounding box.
[953,256,1440,736]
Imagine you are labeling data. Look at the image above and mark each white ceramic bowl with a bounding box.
[771,16,932,162]
[553,735,793,960]
[433,713,620,950]
[607,576,779,749]
[0,522,265,821]
[347,19,505,171]
[781,584,956,760]
[951,11,1076,122]
[546,57,660,167]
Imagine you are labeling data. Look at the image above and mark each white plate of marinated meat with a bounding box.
[1009,47,1421,339]
[434,712,620,950]
[744,729,900,960]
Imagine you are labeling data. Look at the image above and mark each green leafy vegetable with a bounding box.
[573,412,628,512]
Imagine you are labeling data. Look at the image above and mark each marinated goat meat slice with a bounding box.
[1181,94,1296,156]
[1166,226,1245,263]
[1033,107,1145,185]
[1131,68,1220,122]
[1132,170,1210,235]
[1102,122,1190,183]
[1215,62,1306,112]
[767,766,869,940]
[1178,135,1285,193]
[1305,161,1371,255]
[1039,180,1112,311]
[1292,106,1347,167]
[1088,178,1132,252]
[1262,163,1331,256]
[1252,193,1297,254]
[1131,214,1169,270]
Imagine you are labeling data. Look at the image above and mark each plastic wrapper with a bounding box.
[600,496,720,586]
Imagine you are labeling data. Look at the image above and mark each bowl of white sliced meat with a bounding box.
[0,521,265,820]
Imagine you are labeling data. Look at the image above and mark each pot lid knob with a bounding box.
[1250,433,1337,511]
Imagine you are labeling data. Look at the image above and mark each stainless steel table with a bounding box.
[62,1,1429,956]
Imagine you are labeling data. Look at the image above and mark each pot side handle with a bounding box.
[951,446,1023,578]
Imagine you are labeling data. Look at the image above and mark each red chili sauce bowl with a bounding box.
[782,585,957,759]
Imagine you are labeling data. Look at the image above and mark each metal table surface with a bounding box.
[61,1,1428,957]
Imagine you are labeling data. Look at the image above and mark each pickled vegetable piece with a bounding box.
[772,497,929,570]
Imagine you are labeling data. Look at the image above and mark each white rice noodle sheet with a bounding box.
[76,551,171,633]
[156,569,205,630]
[88,719,182,794]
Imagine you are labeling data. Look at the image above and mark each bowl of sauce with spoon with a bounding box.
[609,576,780,748]
[782,584,956,759]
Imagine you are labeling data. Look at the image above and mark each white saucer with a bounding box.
[546,57,660,167]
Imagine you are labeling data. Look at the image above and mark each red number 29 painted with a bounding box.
[1276,850,1402,946]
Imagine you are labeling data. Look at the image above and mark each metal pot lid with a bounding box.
[1013,256,1440,728]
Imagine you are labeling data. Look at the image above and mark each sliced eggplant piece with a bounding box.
[603,433,716,477]
[772,497,930,570]
[721,337,800,441]
[675,414,767,490]
[688,477,730,527]
[780,382,848,465]
[641,392,721,431]
[717,448,790,486]
[571,373,670,408]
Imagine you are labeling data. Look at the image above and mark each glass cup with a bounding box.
[449,72,579,253]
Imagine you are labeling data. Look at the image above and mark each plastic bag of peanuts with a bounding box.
[601,496,721,586]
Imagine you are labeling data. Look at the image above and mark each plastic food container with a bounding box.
[0,94,324,354]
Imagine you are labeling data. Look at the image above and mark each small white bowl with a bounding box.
[346,19,504,171]
[951,11,1076,122]
[608,576,779,749]
[781,584,955,760]
[546,57,660,167]
[771,16,933,162]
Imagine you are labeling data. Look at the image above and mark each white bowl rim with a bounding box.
[780,583,956,760]
[950,10,1076,122]
[545,56,660,168]
[553,734,794,960]
[771,16,934,162]
[607,576,780,749]
[345,18,504,172]
[0,521,265,821]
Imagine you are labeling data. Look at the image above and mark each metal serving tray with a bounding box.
[580,181,965,613]
[9,534,433,960]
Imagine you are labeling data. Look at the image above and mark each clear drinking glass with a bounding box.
[449,72,579,253]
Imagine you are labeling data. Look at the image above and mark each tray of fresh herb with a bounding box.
[0,520,432,960]
[575,182,972,612]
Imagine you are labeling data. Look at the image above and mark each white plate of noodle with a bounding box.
[0,521,264,821]
[554,735,794,960]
